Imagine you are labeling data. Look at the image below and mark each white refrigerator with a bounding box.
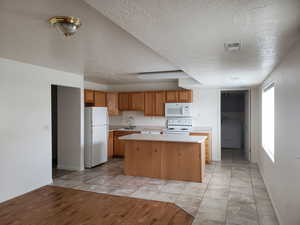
[84,107,108,168]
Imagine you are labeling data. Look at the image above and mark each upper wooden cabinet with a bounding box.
[118,92,130,110]
[155,91,166,116]
[130,92,145,111]
[178,90,193,103]
[94,91,106,107]
[166,90,192,103]
[166,91,178,103]
[84,89,94,106]
[144,91,166,116]
[119,92,144,111]
[144,92,155,116]
[85,89,192,115]
[106,92,119,116]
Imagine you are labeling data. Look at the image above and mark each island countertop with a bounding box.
[119,133,207,143]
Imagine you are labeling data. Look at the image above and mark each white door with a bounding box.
[92,107,108,126]
[92,125,108,166]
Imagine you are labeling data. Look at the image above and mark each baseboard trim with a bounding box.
[258,165,282,225]
[57,164,81,171]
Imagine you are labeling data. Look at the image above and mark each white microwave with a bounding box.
[165,103,192,117]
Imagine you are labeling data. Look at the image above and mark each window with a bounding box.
[262,83,275,162]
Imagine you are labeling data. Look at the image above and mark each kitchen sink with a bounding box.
[118,126,136,130]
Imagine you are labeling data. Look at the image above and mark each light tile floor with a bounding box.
[52,149,279,225]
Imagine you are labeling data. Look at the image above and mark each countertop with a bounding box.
[119,133,207,143]
[109,125,212,133]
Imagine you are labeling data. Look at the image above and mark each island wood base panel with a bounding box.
[124,141,205,182]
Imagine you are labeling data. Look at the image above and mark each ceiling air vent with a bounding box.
[224,42,241,52]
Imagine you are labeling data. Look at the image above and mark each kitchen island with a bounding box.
[119,134,207,182]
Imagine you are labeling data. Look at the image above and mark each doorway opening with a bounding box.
[51,85,58,170]
[221,90,251,162]
[51,85,83,179]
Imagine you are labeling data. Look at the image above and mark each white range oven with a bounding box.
[165,117,192,135]
[165,103,192,118]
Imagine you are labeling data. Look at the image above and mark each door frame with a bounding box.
[219,88,251,161]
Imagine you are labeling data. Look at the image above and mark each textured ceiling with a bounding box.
[0,0,177,84]
[84,0,300,87]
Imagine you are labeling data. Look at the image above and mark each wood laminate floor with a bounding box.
[0,186,193,225]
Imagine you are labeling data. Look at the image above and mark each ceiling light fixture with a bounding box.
[49,16,81,37]
[137,70,188,80]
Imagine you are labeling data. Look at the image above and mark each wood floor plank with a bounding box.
[0,186,193,225]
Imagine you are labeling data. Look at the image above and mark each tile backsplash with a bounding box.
[109,111,167,127]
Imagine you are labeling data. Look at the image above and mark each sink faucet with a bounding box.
[127,116,135,128]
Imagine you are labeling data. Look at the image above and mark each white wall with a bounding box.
[0,58,83,203]
[192,88,221,161]
[255,43,300,225]
[57,86,83,171]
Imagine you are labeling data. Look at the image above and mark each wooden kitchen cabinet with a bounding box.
[190,132,211,163]
[144,91,166,116]
[106,92,119,116]
[178,90,193,103]
[155,91,166,116]
[118,93,130,110]
[130,92,144,111]
[84,89,94,105]
[124,140,204,182]
[151,142,163,177]
[94,91,106,107]
[166,91,178,103]
[108,131,114,159]
[144,92,155,116]
[135,142,153,177]
[125,141,161,177]
[166,90,193,103]
[113,131,140,157]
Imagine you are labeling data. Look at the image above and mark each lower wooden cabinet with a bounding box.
[124,141,204,182]
[190,132,211,163]
[108,131,114,159]
[113,131,141,157]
